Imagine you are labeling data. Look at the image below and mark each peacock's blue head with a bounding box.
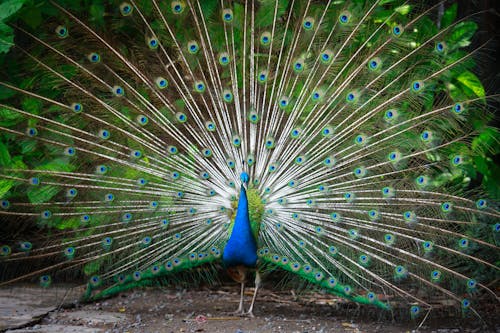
[240,172,249,184]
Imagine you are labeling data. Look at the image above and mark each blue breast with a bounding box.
[222,185,258,267]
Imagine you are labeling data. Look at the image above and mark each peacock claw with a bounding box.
[243,311,255,318]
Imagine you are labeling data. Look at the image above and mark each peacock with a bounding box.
[0,0,498,322]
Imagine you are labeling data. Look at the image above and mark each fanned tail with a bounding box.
[0,0,498,319]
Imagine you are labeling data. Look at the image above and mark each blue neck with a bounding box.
[222,185,258,267]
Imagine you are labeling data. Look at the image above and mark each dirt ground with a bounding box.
[2,284,498,333]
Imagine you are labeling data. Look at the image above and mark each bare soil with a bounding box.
[2,285,498,333]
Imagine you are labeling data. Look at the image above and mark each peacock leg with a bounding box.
[227,266,247,314]
[234,281,245,314]
[245,270,261,317]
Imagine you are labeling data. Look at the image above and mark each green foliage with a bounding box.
[455,71,485,98]
[472,128,500,199]
[441,3,457,28]
[448,21,478,48]
[0,0,26,53]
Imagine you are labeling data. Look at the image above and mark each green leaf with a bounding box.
[0,0,26,53]
[456,71,485,98]
[448,21,478,48]
[0,141,11,166]
[379,0,397,4]
[0,0,26,21]
[395,5,411,16]
[441,3,457,28]
[19,6,42,29]
[0,22,14,54]
[482,162,500,200]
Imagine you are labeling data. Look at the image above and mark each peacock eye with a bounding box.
[131,150,142,158]
[411,80,423,92]
[177,112,188,123]
[392,24,403,36]
[149,38,158,48]
[219,53,230,65]
[55,25,68,38]
[222,9,233,22]
[339,11,351,24]
[260,32,271,46]
[435,41,446,53]
[188,41,199,54]
[206,121,216,131]
[249,111,259,123]
[224,92,233,102]
[136,115,148,125]
[88,52,100,63]
[320,49,333,64]
[113,86,124,96]
[302,17,314,30]
[368,57,381,70]
[452,103,464,114]
[155,77,168,89]
[202,148,212,157]
[168,145,178,154]
[71,103,83,113]
[258,72,268,82]
[293,60,304,72]
[26,127,38,136]
[120,2,133,16]
[194,81,205,93]
[171,1,184,14]
[451,155,463,166]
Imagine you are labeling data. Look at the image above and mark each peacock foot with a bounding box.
[243,311,255,318]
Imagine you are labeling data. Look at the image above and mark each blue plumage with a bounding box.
[222,185,258,268]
